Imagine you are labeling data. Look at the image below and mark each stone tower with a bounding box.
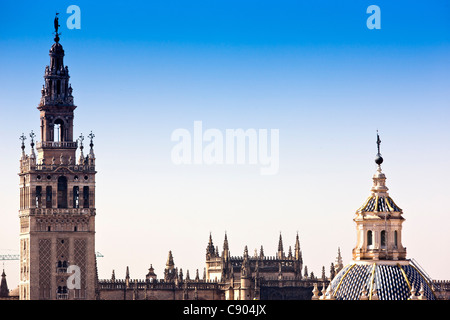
[18,18,97,300]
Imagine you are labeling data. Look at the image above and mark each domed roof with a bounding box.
[358,194,402,213]
[328,261,436,300]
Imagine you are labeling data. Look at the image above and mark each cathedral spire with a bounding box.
[0,268,9,298]
[277,233,284,259]
[222,232,230,259]
[166,250,174,267]
[334,247,343,274]
[294,232,301,261]
[223,232,229,251]
[206,233,215,258]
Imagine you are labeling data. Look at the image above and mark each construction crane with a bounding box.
[0,252,104,260]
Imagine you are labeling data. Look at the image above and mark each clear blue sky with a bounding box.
[1,1,449,289]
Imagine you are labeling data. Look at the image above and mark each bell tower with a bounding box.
[37,16,76,166]
[18,16,97,300]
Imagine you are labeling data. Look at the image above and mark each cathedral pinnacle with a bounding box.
[78,133,85,164]
[29,131,36,158]
[277,233,284,259]
[166,251,174,267]
[88,131,95,156]
[223,232,229,251]
[206,233,215,258]
[19,133,26,158]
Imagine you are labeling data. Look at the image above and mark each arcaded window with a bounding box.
[381,230,386,247]
[367,230,373,247]
[54,118,65,142]
[57,176,68,208]
[83,186,89,208]
[35,186,42,208]
[46,186,52,208]
[394,231,398,247]
[73,186,79,208]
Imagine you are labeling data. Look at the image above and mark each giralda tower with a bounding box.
[18,16,97,300]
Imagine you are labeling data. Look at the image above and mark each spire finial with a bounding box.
[79,133,84,149]
[19,133,26,152]
[88,131,95,148]
[29,130,35,149]
[375,130,383,166]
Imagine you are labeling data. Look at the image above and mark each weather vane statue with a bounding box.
[375,130,383,166]
[54,13,60,42]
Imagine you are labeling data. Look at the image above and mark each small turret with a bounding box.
[146,264,157,282]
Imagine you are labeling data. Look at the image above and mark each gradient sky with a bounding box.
[1,1,449,289]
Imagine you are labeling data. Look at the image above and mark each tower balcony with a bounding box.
[20,207,96,216]
[56,293,69,300]
[352,247,407,261]
[37,141,77,149]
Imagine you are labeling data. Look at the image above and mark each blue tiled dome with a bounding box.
[329,262,436,300]
[358,195,402,213]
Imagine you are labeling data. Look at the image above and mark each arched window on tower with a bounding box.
[57,176,68,208]
[367,230,373,247]
[394,231,398,248]
[381,230,386,248]
[54,119,65,142]
[35,186,42,208]
[83,186,89,208]
[46,186,52,208]
[73,186,79,208]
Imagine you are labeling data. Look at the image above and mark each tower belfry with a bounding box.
[37,15,76,165]
[18,16,96,300]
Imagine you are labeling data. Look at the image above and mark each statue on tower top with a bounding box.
[54,13,60,42]
[375,130,383,166]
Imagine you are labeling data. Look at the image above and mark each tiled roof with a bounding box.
[329,262,436,300]
[358,195,402,213]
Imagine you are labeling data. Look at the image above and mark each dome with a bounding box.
[328,261,436,300]
[358,195,402,213]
